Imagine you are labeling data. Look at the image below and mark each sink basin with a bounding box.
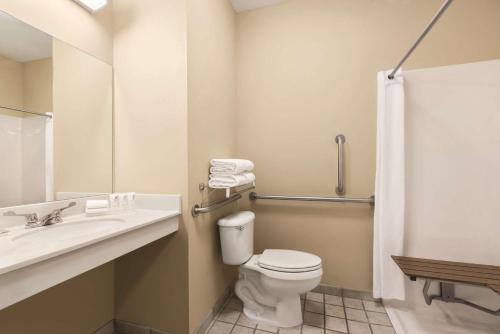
[11,217,125,243]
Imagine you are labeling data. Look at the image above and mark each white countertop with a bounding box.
[0,208,178,275]
[0,193,181,310]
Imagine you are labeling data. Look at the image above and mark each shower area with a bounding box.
[0,11,53,208]
[373,2,500,332]
[376,59,500,334]
[0,108,52,208]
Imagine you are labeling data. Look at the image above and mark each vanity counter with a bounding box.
[0,194,180,310]
[0,209,179,275]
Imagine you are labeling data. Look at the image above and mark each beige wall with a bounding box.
[187,0,237,331]
[0,55,52,114]
[235,0,500,291]
[0,264,114,334]
[112,0,189,333]
[23,57,53,115]
[53,39,113,195]
[0,0,113,64]
[0,54,23,109]
[0,2,115,334]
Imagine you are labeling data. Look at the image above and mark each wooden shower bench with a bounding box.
[392,256,500,315]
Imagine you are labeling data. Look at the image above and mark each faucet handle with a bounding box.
[3,211,40,225]
[48,201,77,220]
[54,201,77,214]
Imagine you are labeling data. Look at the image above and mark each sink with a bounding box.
[11,217,125,243]
[0,194,181,312]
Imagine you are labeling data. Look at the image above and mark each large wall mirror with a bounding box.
[0,11,113,208]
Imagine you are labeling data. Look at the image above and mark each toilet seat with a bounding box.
[242,252,323,281]
[258,249,322,273]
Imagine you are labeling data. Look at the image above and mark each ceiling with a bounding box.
[230,0,288,13]
[0,11,52,63]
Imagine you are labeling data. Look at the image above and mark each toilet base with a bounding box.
[242,296,303,328]
[235,255,322,328]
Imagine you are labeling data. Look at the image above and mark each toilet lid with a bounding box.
[258,249,322,273]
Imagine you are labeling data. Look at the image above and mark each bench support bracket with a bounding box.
[422,280,500,316]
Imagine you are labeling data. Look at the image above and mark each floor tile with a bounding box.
[306,292,324,303]
[347,320,371,334]
[218,307,241,324]
[231,325,253,334]
[342,298,363,310]
[115,320,150,334]
[302,325,325,334]
[342,289,375,301]
[226,297,244,311]
[152,329,172,334]
[256,331,272,334]
[278,325,301,334]
[324,295,343,306]
[325,304,344,318]
[370,324,396,334]
[236,313,258,329]
[304,311,325,328]
[314,286,343,297]
[325,316,347,333]
[208,321,234,334]
[366,312,392,326]
[257,323,278,333]
[345,308,367,322]
[362,300,386,313]
[325,331,346,334]
[305,300,325,314]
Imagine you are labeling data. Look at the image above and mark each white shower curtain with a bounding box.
[373,70,406,300]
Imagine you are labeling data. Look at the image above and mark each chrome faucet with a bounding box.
[3,202,77,229]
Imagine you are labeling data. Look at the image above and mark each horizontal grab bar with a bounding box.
[249,192,375,205]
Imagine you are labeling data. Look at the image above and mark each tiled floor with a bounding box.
[206,291,396,334]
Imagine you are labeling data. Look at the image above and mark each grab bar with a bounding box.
[335,134,346,195]
[192,193,242,217]
[192,184,255,217]
[250,192,375,205]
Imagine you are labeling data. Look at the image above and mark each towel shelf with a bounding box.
[250,192,375,205]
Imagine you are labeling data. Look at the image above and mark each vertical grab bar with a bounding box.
[335,134,346,195]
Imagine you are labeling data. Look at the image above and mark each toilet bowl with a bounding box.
[236,250,322,327]
[218,212,323,328]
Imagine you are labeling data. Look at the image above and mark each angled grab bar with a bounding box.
[192,185,255,217]
[192,193,242,217]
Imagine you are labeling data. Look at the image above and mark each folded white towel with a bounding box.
[208,172,255,189]
[210,159,254,175]
[86,199,110,216]
[86,200,109,210]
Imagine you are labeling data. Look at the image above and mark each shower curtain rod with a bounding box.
[388,0,454,80]
[0,105,53,118]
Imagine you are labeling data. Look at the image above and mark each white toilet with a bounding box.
[218,211,323,328]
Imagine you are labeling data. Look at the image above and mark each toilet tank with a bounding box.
[218,211,254,265]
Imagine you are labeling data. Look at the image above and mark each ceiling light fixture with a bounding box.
[73,0,109,12]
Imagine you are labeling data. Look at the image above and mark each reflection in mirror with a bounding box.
[0,11,113,208]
